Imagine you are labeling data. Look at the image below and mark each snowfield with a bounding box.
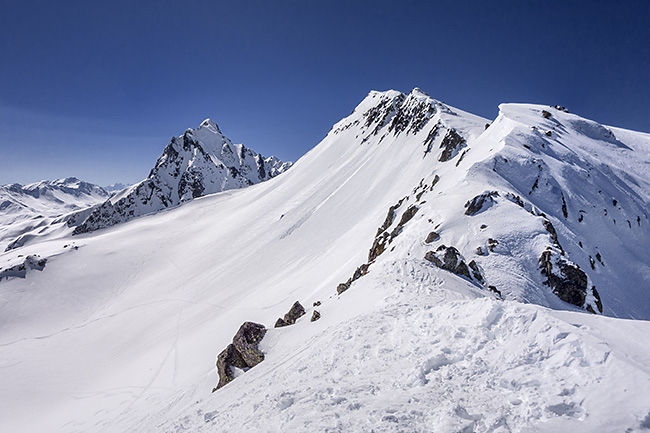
[1,89,649,432]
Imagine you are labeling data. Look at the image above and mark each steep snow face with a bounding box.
[0,177,108,251]
[465,104,650,317]
[72,119,292,234]
[1,89,650,432]
[325,90,650,317]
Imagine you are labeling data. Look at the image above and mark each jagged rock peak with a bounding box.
[331,88,459,138]
[71,119,292,235]
[410,87,429,97]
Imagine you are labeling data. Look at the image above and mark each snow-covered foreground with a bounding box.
[159,261,650,433]
[1,89,649,432]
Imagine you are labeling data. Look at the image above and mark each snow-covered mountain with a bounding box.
[73,118,292,234]
[3,119,292,249]
[0,177,109,251]
[103,182,131,193]
[1,89,649,432]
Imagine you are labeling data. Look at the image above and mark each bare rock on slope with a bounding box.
[214,321,267,391]
[274,301,306,328]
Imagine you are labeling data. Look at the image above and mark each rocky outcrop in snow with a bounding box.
[0,254,47,281]
[539,248,602,313]
[464,191,499,216]
[214,321,267,391]
[274,301,306,328]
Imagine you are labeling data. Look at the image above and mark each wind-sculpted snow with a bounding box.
[1,88,650,432]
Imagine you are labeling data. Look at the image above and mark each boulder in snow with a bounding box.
[214,321,267,391]
[424,245,481,283]
[274,301,306,327]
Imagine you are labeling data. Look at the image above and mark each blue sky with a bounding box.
[1,0,649,186]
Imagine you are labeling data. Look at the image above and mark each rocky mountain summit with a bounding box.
[2,120,292,250]
[323,88,649,317]
[72,119,292,234]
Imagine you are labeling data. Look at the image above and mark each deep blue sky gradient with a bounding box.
[1,0,649,185]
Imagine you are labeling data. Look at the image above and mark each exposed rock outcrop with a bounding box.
[0,254,47,282]
[232,322,267,367]
[439,128,466,162]
[274,301,306,328]
[214,321,267,391]
[337,263,370,295]
[424,245,484,284]
[539,249,602,313]
[425,231,440,243]
[369,201,419,263]
[215,344,247,390]
[464,191,499,216]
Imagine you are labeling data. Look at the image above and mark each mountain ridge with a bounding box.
[73,117,292,234]
[2,119,292,249]
[0,177,109,251]
[1,88,649,432]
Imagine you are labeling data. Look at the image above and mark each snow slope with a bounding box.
[1,89,649,432]
[0,177,109,251]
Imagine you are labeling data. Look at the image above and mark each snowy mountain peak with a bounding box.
[331,89,477,150]
[323,89,650,318]
[198,118,221,134]
[409,86,429,97]
[2,119,292,247]
[69,119,291,234]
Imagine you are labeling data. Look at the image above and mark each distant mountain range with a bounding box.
[103,182,131,192]
[0,177,109,251]
[0,119,291,250]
